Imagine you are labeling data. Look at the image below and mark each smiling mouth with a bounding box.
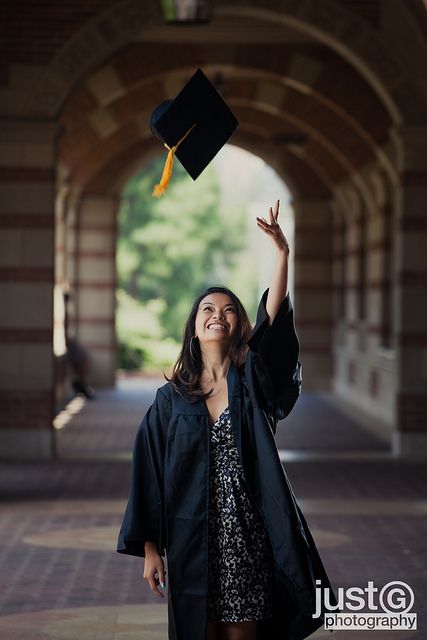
[207,323,228,331]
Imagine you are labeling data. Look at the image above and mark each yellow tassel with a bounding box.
[152,143,176,198]
[152,123,197,198]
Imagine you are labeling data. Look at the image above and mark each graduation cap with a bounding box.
[150,68,239,197]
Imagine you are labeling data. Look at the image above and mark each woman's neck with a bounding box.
[200,347,231,382]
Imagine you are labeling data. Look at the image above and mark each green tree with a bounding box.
[117,153,247,370]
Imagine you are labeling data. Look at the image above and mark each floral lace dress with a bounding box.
[207,406,275,622]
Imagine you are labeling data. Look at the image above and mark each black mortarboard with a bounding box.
[150,68,239,197]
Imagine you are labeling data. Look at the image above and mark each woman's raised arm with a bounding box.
[256,199,290,324]
[246,200,302,426]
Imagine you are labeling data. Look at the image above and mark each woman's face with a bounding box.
[194,292,238,346]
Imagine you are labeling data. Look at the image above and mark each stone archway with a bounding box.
[19,0,426,127]
[2,0,427,458]
[54,35,396,401]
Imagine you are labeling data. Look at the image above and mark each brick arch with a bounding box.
[59,47,391,145]
[66,114,336,200]
[60,60,388,160]
[58,57,393,203]
[76,116,335,201]
[82,133,329,201]
[27,0,424,128]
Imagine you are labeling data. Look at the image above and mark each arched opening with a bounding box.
[115,144,294,379]
[52,46,392,425]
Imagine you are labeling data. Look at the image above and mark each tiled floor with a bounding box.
[0,377,425,639]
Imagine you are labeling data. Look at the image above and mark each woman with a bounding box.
[117,200,338,640]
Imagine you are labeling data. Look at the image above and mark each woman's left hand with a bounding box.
[256,199,290,255]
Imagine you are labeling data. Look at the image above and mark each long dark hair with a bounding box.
[164,286,253,403]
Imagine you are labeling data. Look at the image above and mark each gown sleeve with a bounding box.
[116,387,171,559]
[245,287,302,423]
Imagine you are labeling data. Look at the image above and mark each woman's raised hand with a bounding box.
[256,199,290,255]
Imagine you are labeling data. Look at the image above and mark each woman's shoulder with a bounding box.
[156,380,173,405]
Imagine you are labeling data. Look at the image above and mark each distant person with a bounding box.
[63,290,95,400]
[117,200,337,640]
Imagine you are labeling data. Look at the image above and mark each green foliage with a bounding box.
[116,290,180,370]
[117,153,252,371]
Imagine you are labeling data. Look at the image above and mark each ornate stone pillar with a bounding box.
[292,198,334,391]
[0,122,58,458]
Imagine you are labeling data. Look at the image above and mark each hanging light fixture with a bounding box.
[160,0,214,24]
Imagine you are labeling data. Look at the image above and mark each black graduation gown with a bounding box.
[117,288,338,639]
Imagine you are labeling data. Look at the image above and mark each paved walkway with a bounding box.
[0,376,425,639]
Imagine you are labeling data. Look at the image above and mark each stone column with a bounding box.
[392,126,427,456]
[292,198,334,391]
[330,180,398,433]
[0,122,58,459]
[71,195,119,389]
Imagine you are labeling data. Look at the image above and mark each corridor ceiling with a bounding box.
[3,0,426,198]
